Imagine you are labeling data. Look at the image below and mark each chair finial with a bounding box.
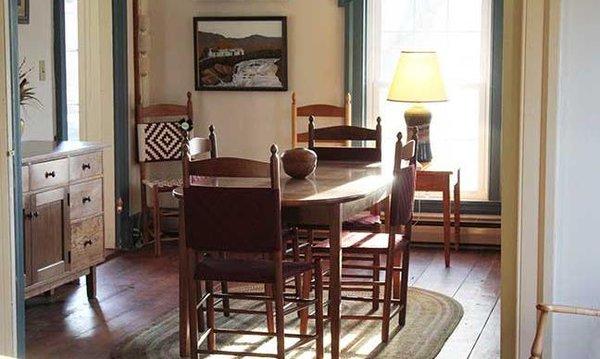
[412,127,419,142]
[292,91,296,104]
[187,91,192,100]
[376,116,382,125]
[309,115,315,125]
[397,132,403,141]
[209,124,215,134]
[270,144,279,155]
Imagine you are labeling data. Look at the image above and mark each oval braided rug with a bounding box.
[113,287,462,358]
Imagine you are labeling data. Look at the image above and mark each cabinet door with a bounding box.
[30,188,70,284]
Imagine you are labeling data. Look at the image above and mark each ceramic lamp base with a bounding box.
[405,105,433,165]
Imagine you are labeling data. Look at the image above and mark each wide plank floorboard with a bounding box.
[25,244,500,358]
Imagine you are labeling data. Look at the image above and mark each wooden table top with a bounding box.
[173,161,393,207]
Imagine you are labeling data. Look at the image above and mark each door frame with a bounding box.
[501,0,561,357]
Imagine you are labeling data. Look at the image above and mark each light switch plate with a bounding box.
[39,60,46,81]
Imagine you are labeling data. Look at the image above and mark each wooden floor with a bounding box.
[25,245,500,358]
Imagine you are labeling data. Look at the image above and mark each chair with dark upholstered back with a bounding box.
[183,146,324,359]
[313,132,417,343]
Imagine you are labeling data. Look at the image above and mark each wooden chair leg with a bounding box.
[381,251,394,343]
[265,284,275,333]
[274,278,286,359]
[314,260,324,359]
[530,309,549,359]
[399,243,410,327]
[393,250,401,300]
[141,185,148,244]
[152,187,161,257]
[188,276,199,358]
[292,231,302,297]
[299,267,311,335]
[205,280,216,351]
[300,235,313,335]
[220,281,230,317]
[372,254,380,311]
[196,275,206,332]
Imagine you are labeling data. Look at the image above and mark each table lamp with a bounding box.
[387,51,447,165]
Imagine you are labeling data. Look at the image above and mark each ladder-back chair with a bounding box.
[291,92,352,148]
[183,145,324,358]
[137,92,215,256]
[313,132,417,342]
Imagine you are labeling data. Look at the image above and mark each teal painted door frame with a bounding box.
[8,0,25,356]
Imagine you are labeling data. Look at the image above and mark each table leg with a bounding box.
[454,170,461,250]
[329,205,342,359]
[178,201,190,357]
[443,186,451,268]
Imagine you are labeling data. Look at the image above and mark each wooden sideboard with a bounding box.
[21,141,108,300]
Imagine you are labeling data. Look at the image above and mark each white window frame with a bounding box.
[366,0,493,201]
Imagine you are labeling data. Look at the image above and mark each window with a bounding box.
[367,0,493,200]
[64,0,79,140]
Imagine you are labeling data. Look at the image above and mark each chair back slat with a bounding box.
[189,137,213,158]
[297,104,345,118]
[311,147,381,162]
[139,104,189,119]
[187,157,272,179]
[184,186,282,253]
[308,116,382,162]
[311,125,378,142]
[137,92,193,122]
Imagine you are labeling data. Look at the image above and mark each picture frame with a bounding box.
[18,0,29,24]
[193,16,288,92]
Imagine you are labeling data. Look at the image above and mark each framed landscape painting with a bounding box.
[194,16,288,91]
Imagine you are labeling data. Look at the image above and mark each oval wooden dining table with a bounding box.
[173,161,393,358]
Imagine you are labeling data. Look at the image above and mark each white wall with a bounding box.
[552,0,600,357]
[147,0,345,160]
[18,0,55,141]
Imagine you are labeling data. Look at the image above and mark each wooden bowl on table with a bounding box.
[281,148,317,179]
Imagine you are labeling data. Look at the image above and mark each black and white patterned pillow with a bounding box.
[137,121,184,162]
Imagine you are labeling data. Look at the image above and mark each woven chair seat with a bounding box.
[142,178,183,189]
[313,231,406,254]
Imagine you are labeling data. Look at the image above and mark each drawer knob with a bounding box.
[45,171,56,178]
[25,211,33,219]
[82,163,91,171]
[83,239,93,247]
[82,196,92,204]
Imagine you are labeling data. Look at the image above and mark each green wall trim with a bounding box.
[489,0,503,201]
[9,0,25,356]
[53,0,68,141]
[112,0,132,249]
[343,0,367,127]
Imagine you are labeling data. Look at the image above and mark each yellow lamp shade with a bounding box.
[387,51,447,103]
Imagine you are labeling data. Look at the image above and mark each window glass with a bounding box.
[64,0,79,140]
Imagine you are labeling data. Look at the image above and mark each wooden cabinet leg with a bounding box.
[86,266,97,299]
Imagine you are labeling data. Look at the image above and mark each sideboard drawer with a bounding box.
[70,152,103,181]
[71,215,104,271]
[22,166,29,192]
[70,179,103,220]
[30,159,69,191]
